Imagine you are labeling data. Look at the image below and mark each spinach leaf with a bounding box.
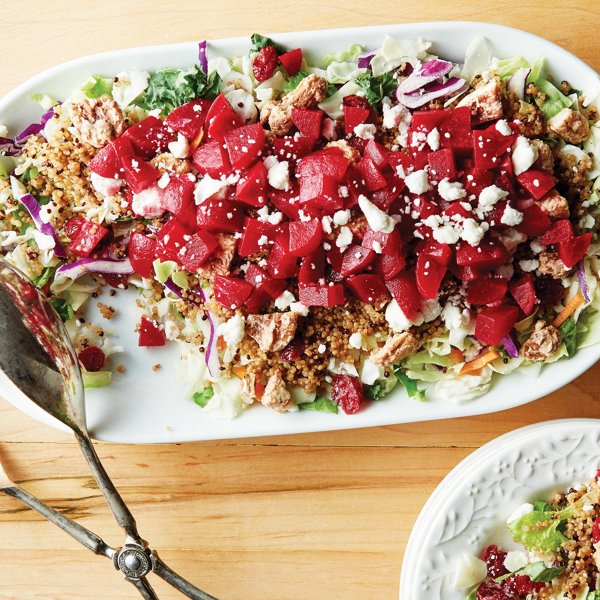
[250,33,285,54]
[50,298,74,322]
[32,266,56,288]
[394,367,426,401]
[355,71,397,107]
[140,66,221,114]
[559,317,578,357]
[193,386,214,408]
[520,561,564,582]
[298,396,338,414]
[364,372,398,401]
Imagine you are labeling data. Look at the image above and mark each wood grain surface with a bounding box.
[1,2,599,598]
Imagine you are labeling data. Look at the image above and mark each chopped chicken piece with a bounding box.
[530,139,555,173]
[547,108,590,144]
[246,312,299,352]
[457,79,504,123]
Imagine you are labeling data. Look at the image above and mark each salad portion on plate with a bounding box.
[456,472,600,599]
[0,31,599,420]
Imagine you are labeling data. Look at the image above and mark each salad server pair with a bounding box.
[0,259,217,600]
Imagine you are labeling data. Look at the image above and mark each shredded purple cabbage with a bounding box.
[502,334,519,359]
[19,193,67,258]
[55,257,133,280]
[0,137,24,157]
[15,105,57,143]
[198,40,208,74]
[397,76,467,109]
[357,52,375,70]
[397,59,454,95]
[577,262,591,302]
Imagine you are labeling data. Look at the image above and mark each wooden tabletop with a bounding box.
[1,2,599,598]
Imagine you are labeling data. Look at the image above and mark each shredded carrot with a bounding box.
[449,348,464,365]
[254,381,265,398]
[552,290,585,327]
[189,128,204,152]
[217,336,227,352]
[459,348,500,375]
[232,365,247,379]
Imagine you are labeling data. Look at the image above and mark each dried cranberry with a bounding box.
[534,276,566,307]
[331,374,365,414]
[592,518,600,544]
[78,346,106,372]
[102,274,129,288]
[475,581,513,600]
[483,545,509,578]
[596,468,600,482]
[514,574,544,594]
[342,94,371,109]
[279,338,305,362]
[253,45,278,82]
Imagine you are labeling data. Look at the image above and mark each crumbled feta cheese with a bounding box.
[385,299,412,333]
[333,209,351,226]
[194,174,229,205]
[404,169,431,194]
[511,135,539,175]
[372,240,383,254]
[500,205,523,226]
[421,299,442,323]
[442,303,472,347]
[168,133,190,159]
[131,185,164,217]
[500,229,527,251]
[382,97,405,129]
[437,178,467,202]
[216,314,245,347]
[90,172,124,198]
[322,117,337,140]
[360,359,381,385]
[256,205,270,222]
[157,172,171,190]
[257,234,269,246]
[349,332,363,349]
[460,218,487,246]
[433,224,460,244]
[495,119,513,136]
[519,259,539,272]
[321,215,333,234]
[274,291,296,311]
[290,302,309,316]
[358,195,395,233]
[478,185,508,213]
[335,226,353,250]
[264,155,290,191]
[164,320,180,341]
[267,211,283,225]
[426,127,440,151]
[32,229,56,251]
[353,123,377,139]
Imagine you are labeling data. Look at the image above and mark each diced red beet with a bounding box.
[340,244,375,276]
[510,273,537,315]
[386,271,421,318]
[291,107,324,139]
[161,174,197,229]
[456,240,509,270]
[439,106,472,152]
[273,135,315,161]
[376,254,407,281]
[483,545,509,579]
[427,148,456,181]
[179,230,218,272]
[475,305,520,346]
[279,48,303,75]
[592,518,600,544]
[472,125,515,170]
[331,374,365,414]
[224,123,266,170]
[475,581,513,600]
[416,254,447,299]
[214,275,253,309]
[450,263,486,282]
[362,227,403,256]
[558,232,592,268]
[443,202,472,222]
[270,184,303,219]
[298,284,346,307]
[517,169,558,200]
[343,105,370,136]
[467,278,508,305]
[128,232,158,278]
[298,250,325,285]
[89,142,121,178]
[517,203,552,237]
[206,101,243,142]
[192,140,232,178]
[356,156,388,191]
[69,218,108,257]
[156,218,192,263]
[113,136,160,193]
[299,173,344,211]
[418,239,453,266]
[540,219,574,246]
[267,235,298,279]
[237,218,275,257]
[78,346,106,372]
[124,116,175,157]
[165,98,211,139]
[196,199,244,233]
[346,274,389,304]
[363,139,389,169]
[297,149,349,181]
[139,316,166,347]
[288,218,323,257]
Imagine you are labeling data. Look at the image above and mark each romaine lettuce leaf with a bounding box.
[508,504,575,552]
[298,396,338,413]
[322,44,364,68]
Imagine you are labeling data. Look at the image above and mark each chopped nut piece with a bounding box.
[538,251,570,279]
[325,140,361,163]
[547,108,590,144]
[530,139,555,173]
[537,189,570,220]
[520,320,560,361]
[149,152,191,175]
[370,331,420,365]
[70,97,125,148]
[261,370,294,412]
[197,234,237,280]
[246,312,299,352]
[240,371,258,405]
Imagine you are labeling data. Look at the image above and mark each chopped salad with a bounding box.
[456,471,600,599]
[0,33,599,418]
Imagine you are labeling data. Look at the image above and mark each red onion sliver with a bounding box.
[19,193,67,258]
[0,136,24,156]
[396,59,455,95]
[397,77,467,109]
[55,258,133,282]
[577,262,590,302]
[357,52,375,69]
[15,106,57,143]
[502,334,519,359]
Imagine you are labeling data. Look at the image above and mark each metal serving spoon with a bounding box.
[0,259,217,600]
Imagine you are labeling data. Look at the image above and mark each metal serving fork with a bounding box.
[0,259,218,600]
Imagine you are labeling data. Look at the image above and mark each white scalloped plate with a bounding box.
[0,23,599,442]
[400,419,600,599]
